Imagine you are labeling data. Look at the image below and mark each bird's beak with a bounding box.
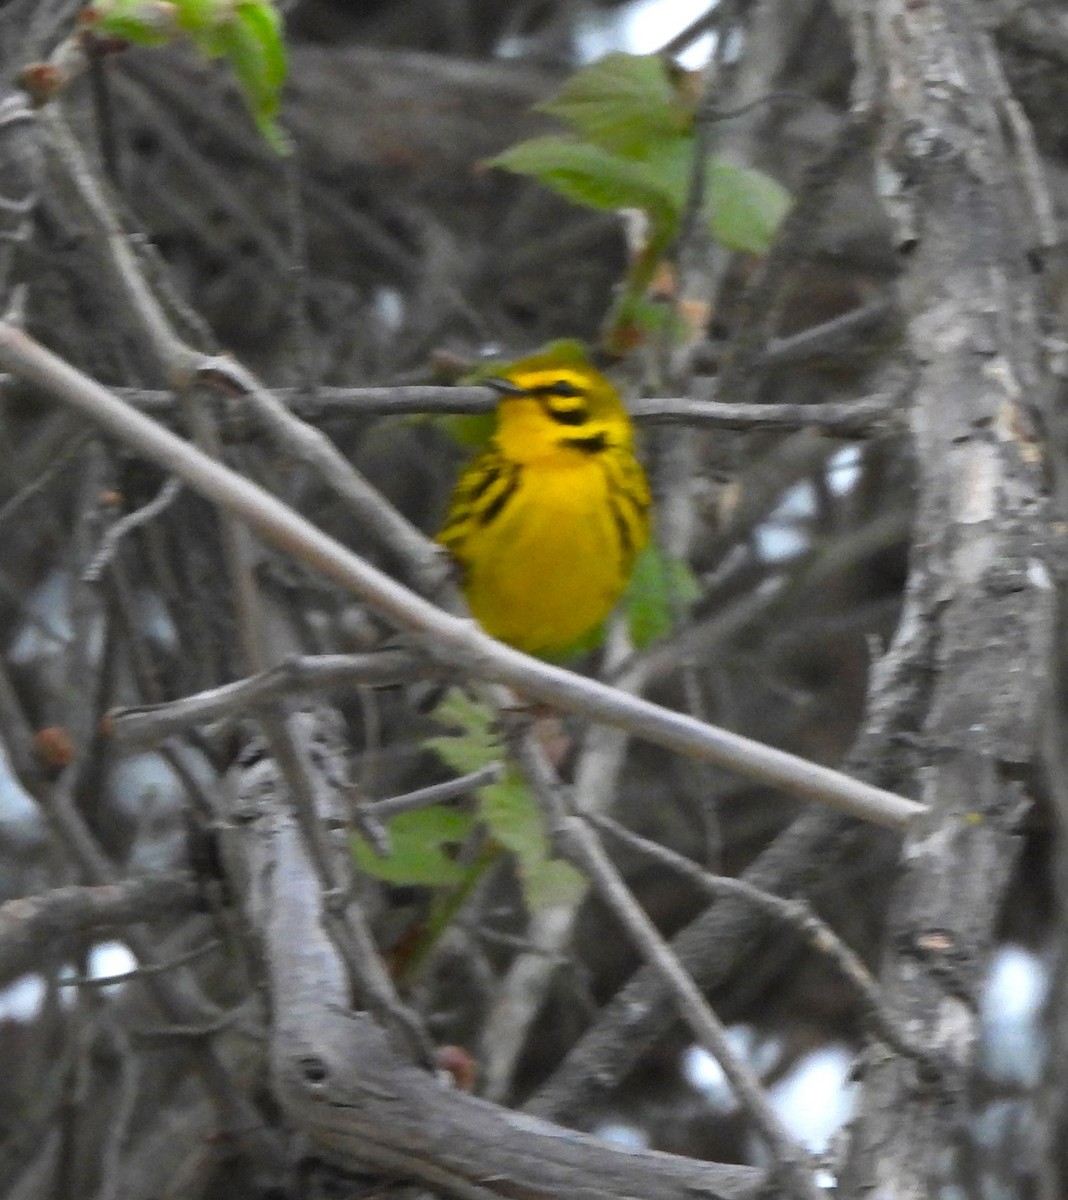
[485,376,527,397]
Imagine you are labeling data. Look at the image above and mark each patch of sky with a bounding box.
[373,286,405,334]
[765,1043,856,1155]
[109,747,214,872]
[577,0,717,67]
[682,1025,782,1112]
[499,0,718,67]
[0,743,47,853]
[84,941,138,995]
[592,1119,650,1149]
[826,443,862,497]
[8,570,173,668]
[0,973,47,1022]
[8,568,90,666]
[754,480,815,562]
[977,943,1046,1088]
[0,941,136,1023]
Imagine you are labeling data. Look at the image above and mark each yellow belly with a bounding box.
[458,460,632,656]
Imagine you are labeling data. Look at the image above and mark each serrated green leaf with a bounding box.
[537,52,692,157]
[232,3,287,106]
[488,136,678,236]
[89,0,289,152]
[706,161,791,254]
[213,3,290,152]
[351,806,475,886]
[624,545,701,648]
[479,772,584,911]
[425,689,498,775]
[426,689,584,911]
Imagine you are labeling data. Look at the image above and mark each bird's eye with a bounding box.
[543,380,583,399]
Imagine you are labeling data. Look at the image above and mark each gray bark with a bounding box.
[837,1,1053,1193]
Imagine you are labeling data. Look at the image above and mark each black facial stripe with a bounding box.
[546,405,589,426]
[561,431,608,453]
[534,380,583,399]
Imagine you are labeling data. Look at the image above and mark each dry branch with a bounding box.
[0,872,201,985]
[832,0,1054,1192]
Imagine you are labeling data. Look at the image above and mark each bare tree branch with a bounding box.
[0,873,201,985]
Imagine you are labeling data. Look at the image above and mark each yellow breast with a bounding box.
[437,347,650,657]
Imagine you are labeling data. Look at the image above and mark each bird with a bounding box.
[436,343,650,657]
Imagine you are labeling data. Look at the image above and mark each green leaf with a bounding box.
[617,294,675,340]
[206,3,290,152]
[173,0,219,34]
[488,135,678,236]
[537,52,692,157]
[478,770,585,911]
[426,689,584,911]
[235,4,288,107]
[624,545,701,648]
[706,161,791,254]
[85,0,289,153]
[351,806,475,886]
[425,689,498,775]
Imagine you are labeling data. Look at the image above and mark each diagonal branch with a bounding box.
[0,323,924,831]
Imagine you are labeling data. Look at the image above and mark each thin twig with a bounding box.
[635,387,899,434]
[515,736,823,1200]
[108,650,436,747]
[81,476,182,582]
[591,812,941,1076]
[197,355,448,595]
[0,872,201,985]
[131,1002,256,1041]
[40,107,200,380]
[365,763,504,819]
[93,1018,140,1200]
[478,630,651,1102]
[42,103,447,596]
[752,295,897,368]
[0,645,282,1168]
[660,3,721,59]
[718,108,879,405]
[112,379,899,434]
[60,940,223,990]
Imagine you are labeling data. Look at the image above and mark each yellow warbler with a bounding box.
[437,345,650,656]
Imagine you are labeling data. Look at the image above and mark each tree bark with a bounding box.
[836,1,1053,1192]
